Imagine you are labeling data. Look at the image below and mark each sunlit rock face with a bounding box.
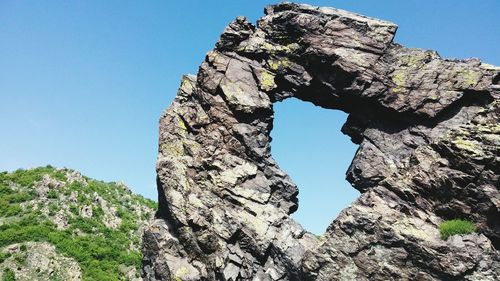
[142,3,499,280]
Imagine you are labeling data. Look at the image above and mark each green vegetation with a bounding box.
[0,166,64,188]
[0,253,11,263]
[439,219,476,240]
[47,190,58,199]
[2,268,15,281]
[0,180,34,217]
[0,166,156,281]
[0,220,141,280]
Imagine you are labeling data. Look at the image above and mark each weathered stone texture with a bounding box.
[142,3,500,280]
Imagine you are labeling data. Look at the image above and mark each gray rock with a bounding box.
[0,242,82,281]
[143,3,499,280]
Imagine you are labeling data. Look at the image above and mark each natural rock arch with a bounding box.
[142,3,499,281]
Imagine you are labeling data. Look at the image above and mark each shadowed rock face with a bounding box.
[142,3,499,280]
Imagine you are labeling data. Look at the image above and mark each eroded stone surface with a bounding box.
[142,3,499,280]
[0,242,82,281]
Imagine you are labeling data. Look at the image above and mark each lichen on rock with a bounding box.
[143,3,499,280]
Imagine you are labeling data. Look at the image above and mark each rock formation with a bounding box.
[142,3,499,280]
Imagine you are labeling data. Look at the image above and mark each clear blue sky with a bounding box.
[1,1,498,234]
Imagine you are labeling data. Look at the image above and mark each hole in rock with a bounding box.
[271,98,360,235]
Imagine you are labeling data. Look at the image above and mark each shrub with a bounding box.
[14,253,26,265]
[439,219,476,240]
[0,185,13,196]
[8,167,48,187]
[2,268,15,281]
[48,203,59,216]
[47,190,59,199]
[51,170,67,182]
[69,205,79,215]
[0,252,11,263]
[0,202,22,217]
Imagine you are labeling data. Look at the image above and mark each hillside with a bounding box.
[0,166,156,281]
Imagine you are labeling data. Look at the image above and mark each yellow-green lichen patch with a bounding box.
[259,70,277,91]
[400,51,434,69]
[460,70,482,87]
[161,137,200,160]
[268,58,290,71]
[177,117,188,131]
[206,51,228,71]
[349,51,369,67]
[482,133,500,145]
[261,42,299,55]
[160,141,185,158]
[444,90,460,96]
[407,54,426,68]
[353,39,362,48]
[477,123,500,134]
[173,266,189,281]
[178,75,196,97]
[391,70,407,93]
[219,77,271,113]
[475,124,500,145]
[182,138,201,156]
[452,138,483,156]
[427,92,440,100]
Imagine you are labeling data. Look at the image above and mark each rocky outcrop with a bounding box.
[142,3,499,280]
[0,242,82,281]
